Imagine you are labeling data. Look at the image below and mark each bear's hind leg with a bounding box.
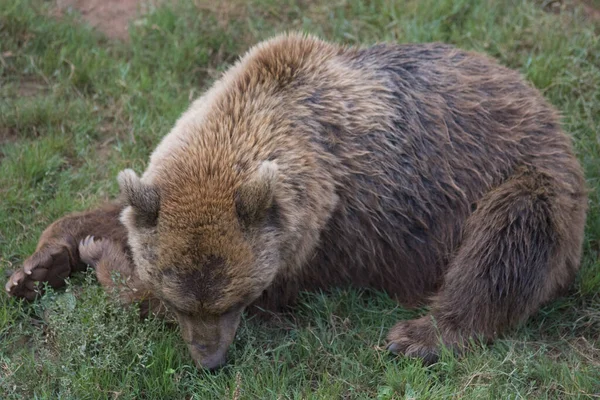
[387,167,586,363]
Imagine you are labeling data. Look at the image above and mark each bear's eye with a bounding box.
[219,297,253,316]
[160,298,194,317]
[224,302,244,314]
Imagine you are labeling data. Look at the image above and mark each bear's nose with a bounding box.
[189,341,228,370]
[196,351,227,370]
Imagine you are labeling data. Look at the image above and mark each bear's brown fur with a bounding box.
[6,33,588,369]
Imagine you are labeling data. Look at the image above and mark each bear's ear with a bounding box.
[235,161,278,227]
[118,169,160,227]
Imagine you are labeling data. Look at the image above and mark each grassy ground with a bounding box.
[1,0,599,398]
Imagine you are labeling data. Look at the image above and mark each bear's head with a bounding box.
[118,161,281,369]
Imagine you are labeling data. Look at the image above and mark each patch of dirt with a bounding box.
[53,0,317,42]
[55,0,146,40]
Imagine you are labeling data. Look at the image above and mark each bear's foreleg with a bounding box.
[5,202,127,299]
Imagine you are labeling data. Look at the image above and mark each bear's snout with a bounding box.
[177,307,244,370]
[188,341,228,370]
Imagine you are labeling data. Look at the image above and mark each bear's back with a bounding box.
[273,41,580,305]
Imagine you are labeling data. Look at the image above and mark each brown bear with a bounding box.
[6,33,588,369]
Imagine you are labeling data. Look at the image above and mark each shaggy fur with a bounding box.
[6,33,587,369]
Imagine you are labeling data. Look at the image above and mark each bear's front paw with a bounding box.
[386,315,456,365]
[5,244,74,300]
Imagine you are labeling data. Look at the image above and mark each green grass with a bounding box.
[1,0,599,398]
